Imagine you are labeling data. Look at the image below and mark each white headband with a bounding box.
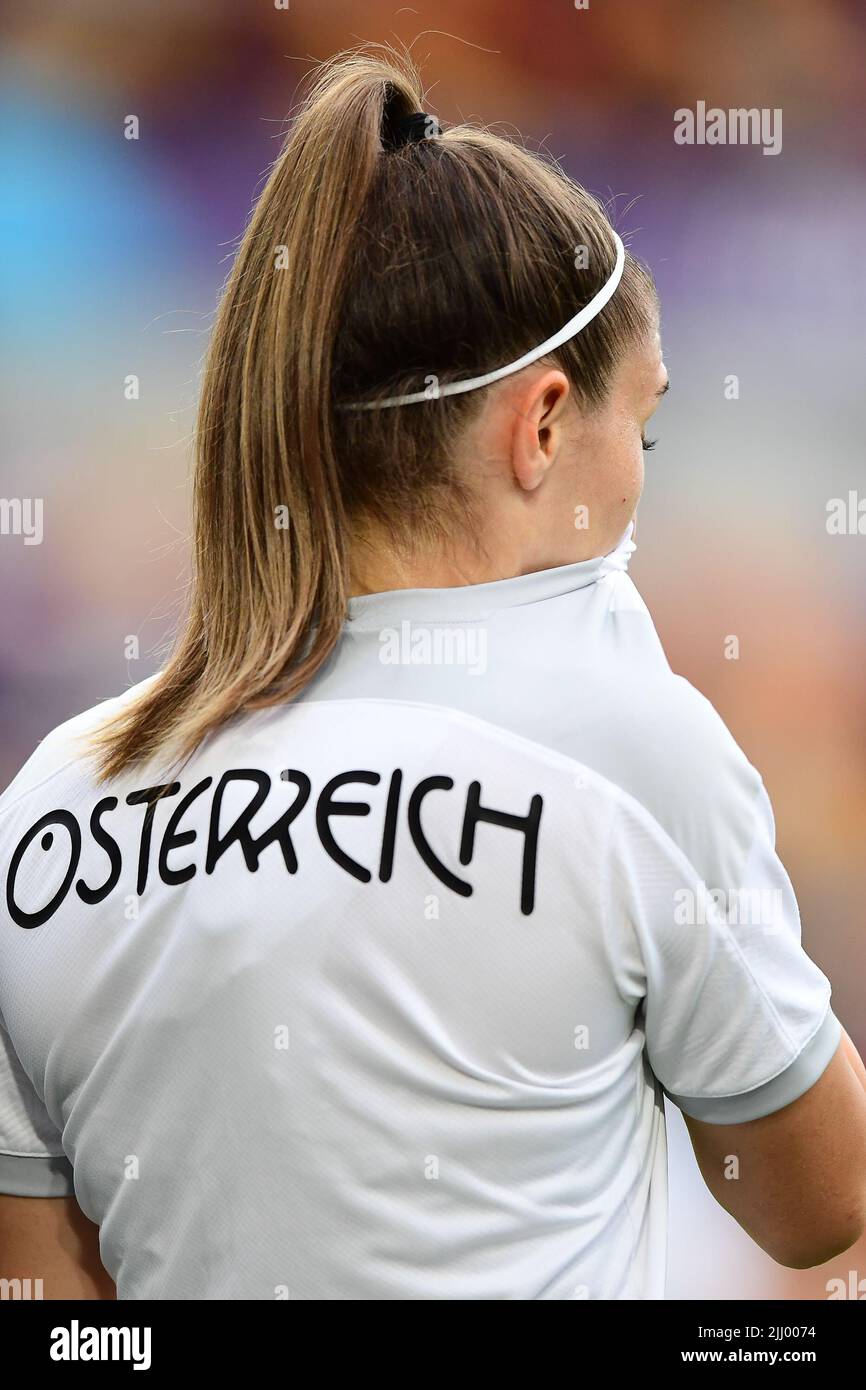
[341,230,626,411]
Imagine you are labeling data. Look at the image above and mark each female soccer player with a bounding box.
[2,50,865,1300]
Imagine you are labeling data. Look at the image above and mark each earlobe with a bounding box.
[510,370,570,493]
[513,451,549,492]
[512,421,555,492]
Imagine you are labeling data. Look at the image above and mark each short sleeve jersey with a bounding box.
[0,527,839,1299]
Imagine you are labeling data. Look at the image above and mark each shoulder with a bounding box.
[606,667,764,887]
[560,573,765,885]
[580,570,766,882]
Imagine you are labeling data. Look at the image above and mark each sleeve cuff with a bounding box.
[667,1007,842,1125]
[0,1151,75,1197]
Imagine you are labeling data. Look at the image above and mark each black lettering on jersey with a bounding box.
[5,767,544,925]
[6,810,82,928]
[408,777,472,899]
[316,771,380,883]
[378,769,403,883]
[206,770,269,873]
[126,783,181,895]
[264,770,312,872]
[206,769,311,875]
[76,796,122,905]
[158,777,212,886]
[459,781,543,916]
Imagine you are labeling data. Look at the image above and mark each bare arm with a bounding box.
[684,1031,866,1269]
[840,1026,866,1089]
[0,1194,115,1299]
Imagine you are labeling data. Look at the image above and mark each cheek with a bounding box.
[566,420,643,524]
[630,444,646,498]
[609,438,644,509]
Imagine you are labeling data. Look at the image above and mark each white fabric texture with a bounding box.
[0,525,838,1299]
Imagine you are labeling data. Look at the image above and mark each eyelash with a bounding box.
[641,435,657,452]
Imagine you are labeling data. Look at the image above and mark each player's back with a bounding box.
[0,692,668,1299]
[0,542,839,1300]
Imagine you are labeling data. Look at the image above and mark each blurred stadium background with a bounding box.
[2,0,865,1300]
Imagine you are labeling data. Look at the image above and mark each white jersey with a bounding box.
[0,527,839,1299]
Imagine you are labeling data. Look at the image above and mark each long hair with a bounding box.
[89,46,655,781]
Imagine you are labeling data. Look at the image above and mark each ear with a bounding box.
[508,369,571,493]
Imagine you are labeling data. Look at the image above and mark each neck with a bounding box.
[348,524,631,597]
[348,526,509,597]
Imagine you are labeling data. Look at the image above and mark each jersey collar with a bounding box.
[347,523,636,628]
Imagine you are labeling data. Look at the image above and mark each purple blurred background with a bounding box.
[2,0,865,1299]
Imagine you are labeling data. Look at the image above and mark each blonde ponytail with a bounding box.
[90,46,654,780]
